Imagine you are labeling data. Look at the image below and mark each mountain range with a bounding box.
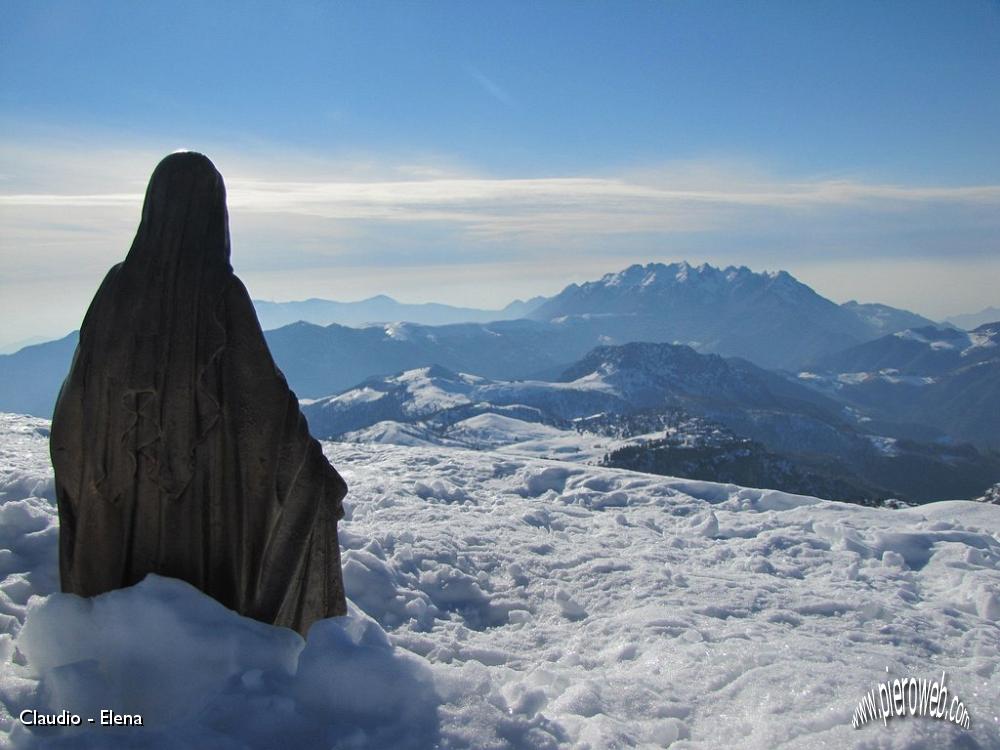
[1,260,995,503]
[252,294,546,330]
[267,261,941,397]
[799,322,1000,450]
[302,342,856,457]
[526,262,937,369]
[946,306,1000,331]
[301,342,1000,503]
[0,260,984,415]
[263,316,612,398]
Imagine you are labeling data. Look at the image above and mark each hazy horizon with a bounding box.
[5,255,1000,353]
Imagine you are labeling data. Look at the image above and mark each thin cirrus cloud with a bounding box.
[467,67,516,107]
[2,142,998,290]
[4,171,999,242]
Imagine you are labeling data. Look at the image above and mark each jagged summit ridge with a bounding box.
[532,260,832,317]
[579,261,791,293]
[526,261,935,370]
[529,261,864,368]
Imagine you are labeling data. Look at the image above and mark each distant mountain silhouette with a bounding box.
[263,317,607,398]
[945,306,1000,331]
[0,332,79,418]
[839,300,937,336]
[0,334,54,355]
[0,317,597,417]
[252,294,546,330]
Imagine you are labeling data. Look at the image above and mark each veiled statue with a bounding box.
[50,152,347,635]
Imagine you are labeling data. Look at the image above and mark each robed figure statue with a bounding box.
[50,152,348,635]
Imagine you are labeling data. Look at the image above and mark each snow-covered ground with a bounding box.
[0,412,998,749]
[341,413,641,464]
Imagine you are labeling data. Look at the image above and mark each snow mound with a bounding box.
[1,586,568,750]
[3,576,440,749]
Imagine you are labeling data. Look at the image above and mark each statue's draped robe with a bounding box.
[50,152,347,635]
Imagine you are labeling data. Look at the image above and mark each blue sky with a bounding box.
[1,1,999,346]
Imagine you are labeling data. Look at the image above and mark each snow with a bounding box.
[340,411,673,465]
[929,340,956,351]
[400,368,472,416]
[836,372,872,385]
[866,435,900,457]
[893,329,931,344]
[1,412,999,748]
[383,322,412,341]
[342,420,461,448]
[338,413,617,459]
[601,265,647,288]
[889,327,997,358]
[311,367,629,444]
[478,372,618,401]
[315,367,494,423]
[966,332,997,354]
[881,374,936,386]
[11,578,440,749]
[323,386,388,408]
[445,414,568,450]
[817,371,935,388]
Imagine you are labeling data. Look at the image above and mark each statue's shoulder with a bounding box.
[78,263,126,335]
[222,273,254,307]
[219,273,274,357]
[98,262,124,292]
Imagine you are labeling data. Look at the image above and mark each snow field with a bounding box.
[0,413,998,748]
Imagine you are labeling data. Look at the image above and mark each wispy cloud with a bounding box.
[4,171,998,239]
[0,193,141,207]
[467,67,516,107]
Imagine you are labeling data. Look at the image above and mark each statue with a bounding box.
[49,152,347,635]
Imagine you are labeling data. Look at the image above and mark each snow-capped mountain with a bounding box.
[799,322,1000,449]
[839,299,940,335]
[305,343,1000,503]
[812,322,999,375]
[302,343,846,442]
[556,341,835,413]
[529,261,935,369]
[301,364,623,439]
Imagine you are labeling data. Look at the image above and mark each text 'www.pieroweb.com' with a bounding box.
[852,670,971,730]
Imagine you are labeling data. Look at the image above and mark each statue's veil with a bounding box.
[79,152,232,503]
[51,152,347,634]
